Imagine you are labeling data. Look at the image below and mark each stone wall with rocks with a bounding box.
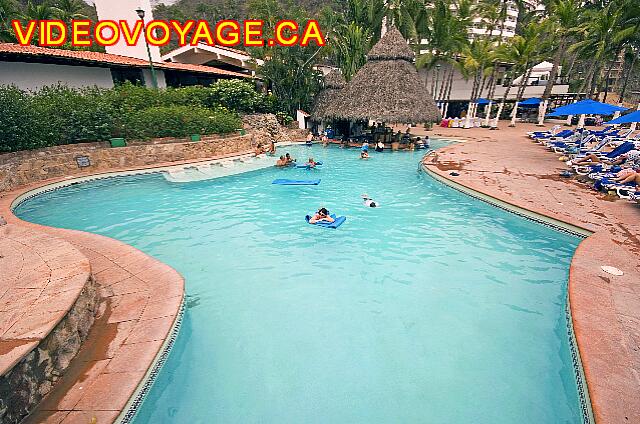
[0,134,253,193]
[242,114,309,145]
[0,277,98,424]
[0,113,309,193]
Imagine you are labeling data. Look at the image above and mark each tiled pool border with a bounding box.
[423,163,595,424]
[117,301,186,424]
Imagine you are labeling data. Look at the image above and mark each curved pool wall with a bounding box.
[14,142,589,423]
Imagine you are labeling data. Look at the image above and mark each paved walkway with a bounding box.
[423,123,640,423]
[0,225,90,377]
[0,178,188,423]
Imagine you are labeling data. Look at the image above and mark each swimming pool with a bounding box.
[16,142,585,423]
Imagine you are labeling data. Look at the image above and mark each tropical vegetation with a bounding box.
[0,82,280,152]
[2,0,640,119]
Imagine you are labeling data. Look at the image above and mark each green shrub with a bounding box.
[0,82,265,153]
[275,111,294,126]
[0,86,38,153]
[122,105,241,139]
[32,86,114,145]
[205,79,263,113]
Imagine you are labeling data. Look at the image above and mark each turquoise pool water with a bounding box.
[16,142,583,423]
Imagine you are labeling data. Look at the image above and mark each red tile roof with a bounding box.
[0,43,251,78]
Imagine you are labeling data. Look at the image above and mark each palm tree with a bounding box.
[493,22,546,125]
[347,0,386,43]
[22,1,55,21]
[52,0,87,23]
[0,0,18,42]
[332,22,372,81]
[384,0,424,42]
[417,0,472,117]
[454,38,494,126]
[570,4,624,98]
[537,0,581,124]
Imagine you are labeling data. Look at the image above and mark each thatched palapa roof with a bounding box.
[329,27,441,124]
[311,70,346,120]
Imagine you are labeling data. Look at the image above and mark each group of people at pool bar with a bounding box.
[253,124,429,162]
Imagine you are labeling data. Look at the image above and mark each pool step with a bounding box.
[162,155,274,183]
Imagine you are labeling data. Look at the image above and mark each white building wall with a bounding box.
[418,65,568,102]
[0,62,114,90]
[142,68,167,88]
[94,0,162,62]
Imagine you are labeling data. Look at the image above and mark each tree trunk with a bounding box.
[516,62,532,101]
[494,80,515,126]
[565,53,577,81]
[542,38,566,101]
[578,65,595,95]
[587,62,602,99]
[602,59,617,103]
[619,52,637,103]
[443,61,456,117]
[430,66,437,97]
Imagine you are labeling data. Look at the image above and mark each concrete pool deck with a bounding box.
[421,123,640,423]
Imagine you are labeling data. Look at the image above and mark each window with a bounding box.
[111,68,144,85]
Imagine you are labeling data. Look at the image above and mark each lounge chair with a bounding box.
[570,141,637,175]
[595,177,637,198]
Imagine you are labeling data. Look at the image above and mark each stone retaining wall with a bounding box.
[0,134,254,192]
[0,113,309,193]
[0,277,98,424]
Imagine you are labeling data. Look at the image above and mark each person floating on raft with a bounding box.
[307,157,318,168]
[308,207,335,224]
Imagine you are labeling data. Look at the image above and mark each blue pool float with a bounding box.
[272,179,321,185]
[305,214,347,229]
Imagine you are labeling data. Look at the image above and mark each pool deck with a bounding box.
[421,123,640,423]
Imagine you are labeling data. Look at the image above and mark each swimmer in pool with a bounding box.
[285,153,296,165]
[362,194,378,207]
[307,157,317,168]
[309,207,335,224]
[267,140,276,155]
[275,155,287,167]
[361,150,369,159]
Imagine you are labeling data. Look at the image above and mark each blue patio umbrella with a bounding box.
[518,97,541,107]
[604,109,640,124]
[547,99,627,117]
[475,98,490,105]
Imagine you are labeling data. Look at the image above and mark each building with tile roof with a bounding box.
[0,43,251,90]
